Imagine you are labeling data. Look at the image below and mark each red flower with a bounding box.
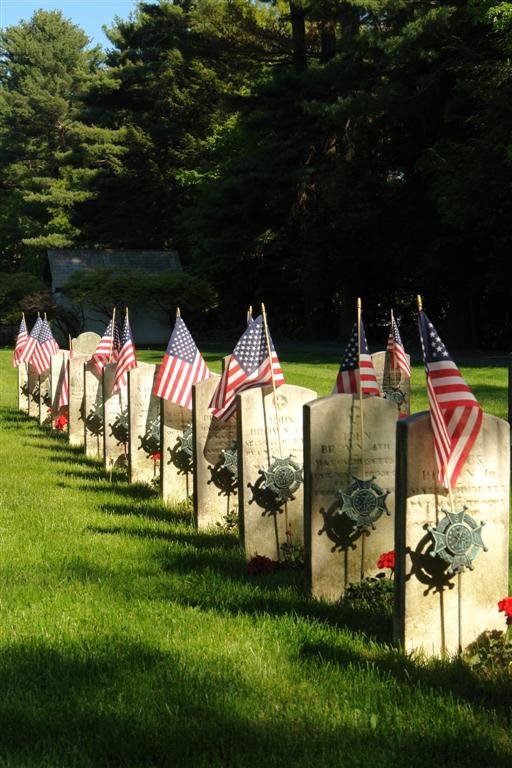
[377,550,395,570]
[54,413,68,431]
[247,555,278,576]
[150,453,161,462]
[498,597,512,625]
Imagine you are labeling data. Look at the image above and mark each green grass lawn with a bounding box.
[0,347,511,767]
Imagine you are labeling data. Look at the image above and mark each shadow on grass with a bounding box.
[86,520,394,644]
[1,639,511,768]
[299,636,512,715]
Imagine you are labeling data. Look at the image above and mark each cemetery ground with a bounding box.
[0,347,511,768]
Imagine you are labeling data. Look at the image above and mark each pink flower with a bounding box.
[150,453,161,463]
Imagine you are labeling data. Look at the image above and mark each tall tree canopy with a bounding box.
[1,0,511,346]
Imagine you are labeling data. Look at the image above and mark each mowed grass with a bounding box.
[0,347,511,768]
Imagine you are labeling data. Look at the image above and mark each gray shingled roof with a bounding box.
[48,249,182,292]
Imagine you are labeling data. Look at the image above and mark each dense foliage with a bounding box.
[1,1,511,346]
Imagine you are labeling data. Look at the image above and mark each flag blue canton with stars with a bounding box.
[233,315,272,373]
[418,313,452,364]
[167,317,199,363]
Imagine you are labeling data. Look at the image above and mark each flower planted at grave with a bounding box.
[377,550,395,576]
[498,597,512,626]
[54,413,68,431]
[247,554,278,576]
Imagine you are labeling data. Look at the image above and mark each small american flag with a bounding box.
[12,315,28,366]
[19,316,43,365]
[111,314,137,393]
[210,313,284,421]
[30,318,60,374]
[418,310,482,489]
[91,318,120,377]
[58,348,71,409]
[153,316,211,408]
[333,320,380,396]
[386,316,411,377]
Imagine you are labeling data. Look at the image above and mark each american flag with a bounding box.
[31,318,60,375]
[210,313,284,421]
[12,315,28,366]
[111,314,137,393]
[386,316,411,377]
[91,318,120,377]
[418,310,482,490]
[19,315,43,365]
[58,349,71,409]
[333,320,380,395]
[153,316,211,408]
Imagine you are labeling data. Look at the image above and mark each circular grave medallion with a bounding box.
[177,423,194,459]
[260,456,303,503]
[220,443,238,480]
[427,506,487,574]
[336,475,390,532]
[383,386,406,407]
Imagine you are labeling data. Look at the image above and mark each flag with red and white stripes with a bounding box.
[111,314,137,393]
[91,318,120,377]
[30,318,60,375]
[19,315,43,366]
[58,348,72,409]
[210,313,284,421]
[418,310,482,490]
[333,320,380,396]
[386,316,411,378]
[12,315,28,366]
[153,316,211,408]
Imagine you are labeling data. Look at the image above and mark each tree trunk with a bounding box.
[320,20,337,62]
[289,2,307,71]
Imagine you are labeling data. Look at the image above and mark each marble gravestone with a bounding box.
[68,354,89,446]
[17,364,29,413]
[192,375,238,530]
[128,364,161,485]
[161,399,194,504]
[372,350,411,418]
[38,372,52,425]
[304,394,398,602]
[72,332,101,356]
[102,362,130,470]
[84,361,104,459]
[395,411,510,658]
[27,364,39,418]
[50,351,69,428]
[237,383,317,562]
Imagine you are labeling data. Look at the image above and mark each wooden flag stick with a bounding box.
[356,297,366,478]
[357,297,368,579]
[261,302,289,544]
[261,303,284,459]
[108,307,116,363]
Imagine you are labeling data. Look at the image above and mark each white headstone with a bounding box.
[372,350,411,418]
[18,364,29,413]
[395,411,510,657]
[161,399,193,503]
[237,384,317,561]
[68,354,89,446]
[102,362,129,470]
[304,394,398,601]
[84,361,104,458]
[50,351,69,429]
[128,364,161,485]
[193,376,237,530]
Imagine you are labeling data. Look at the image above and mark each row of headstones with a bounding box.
[17,340,509,658]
